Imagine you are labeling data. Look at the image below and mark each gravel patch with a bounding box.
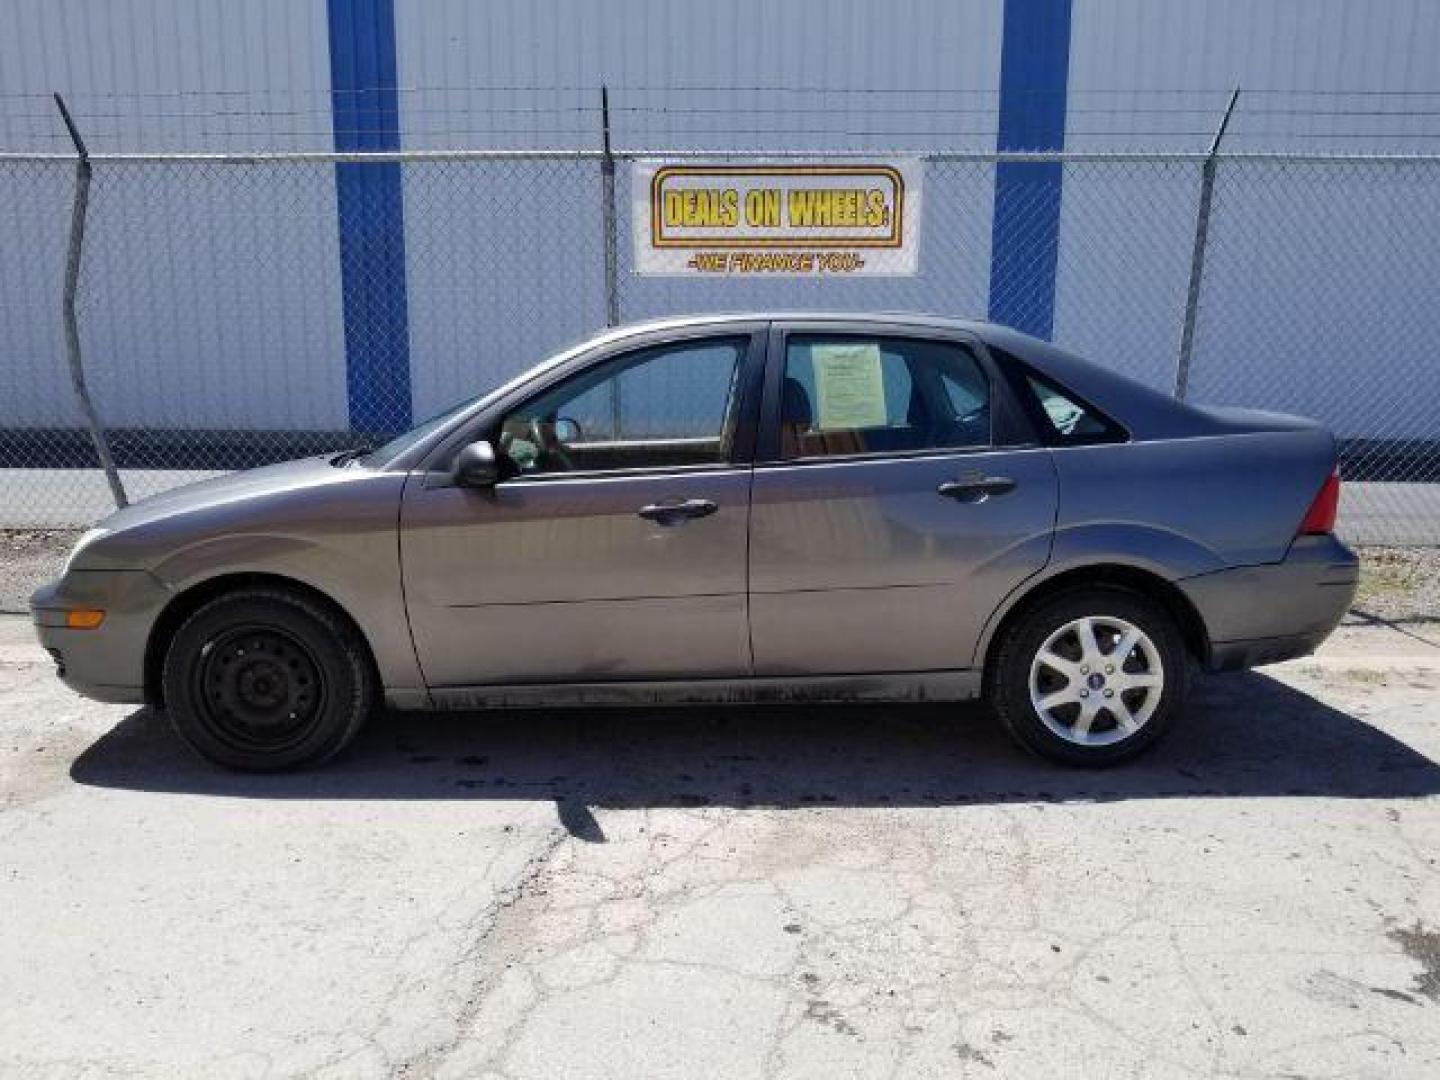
[0,529,80,613]
[1352,545,1440,625]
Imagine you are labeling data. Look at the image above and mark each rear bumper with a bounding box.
[1205,630,1337,673]
[1178,534,1359,673]
[30,570,170,704]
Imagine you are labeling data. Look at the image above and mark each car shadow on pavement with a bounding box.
[70,670,1440,837]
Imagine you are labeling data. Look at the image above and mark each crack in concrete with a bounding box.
[389,825,572,1079]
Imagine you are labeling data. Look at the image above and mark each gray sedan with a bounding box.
[32,313,1358,769]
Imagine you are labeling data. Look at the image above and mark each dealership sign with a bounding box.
[631,160,923,276]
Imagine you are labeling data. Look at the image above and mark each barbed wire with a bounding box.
[7,84,1440,159]
[3,84,1440,104]
[7,83,1440,98]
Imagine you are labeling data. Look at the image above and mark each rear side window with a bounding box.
[779,335,991,459]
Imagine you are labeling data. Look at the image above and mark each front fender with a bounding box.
[149,530,423,694]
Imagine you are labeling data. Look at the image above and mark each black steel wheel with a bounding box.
[162,588,374,771]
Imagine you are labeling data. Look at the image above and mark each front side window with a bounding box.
[779,335,990,459]
[498,337,746,475]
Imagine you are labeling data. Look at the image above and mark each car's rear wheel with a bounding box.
[988,587,1188,766]
[161,588,375,771]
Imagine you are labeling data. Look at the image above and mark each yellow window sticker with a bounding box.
[813,342,887,430]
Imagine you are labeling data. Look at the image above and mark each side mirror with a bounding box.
[553,417,582,445]
[453,440,501,488]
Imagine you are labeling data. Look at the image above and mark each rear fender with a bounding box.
[1052,433,1335,567]
[968,522,1221,668]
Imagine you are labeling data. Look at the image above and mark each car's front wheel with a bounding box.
[988,587,1188,766]
[161,588,375,771]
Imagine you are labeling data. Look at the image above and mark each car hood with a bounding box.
[95,455,345,533]
[63,454,396,575]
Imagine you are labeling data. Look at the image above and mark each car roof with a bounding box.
[586,311,1220,441]
[594,310,991,340]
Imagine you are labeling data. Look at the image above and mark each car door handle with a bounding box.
[637,498,719,524]
[937,475,1017,503]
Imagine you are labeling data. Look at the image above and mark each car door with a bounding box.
[400,326,765,688]
[748,321,1057,676]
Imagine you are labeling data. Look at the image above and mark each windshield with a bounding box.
[357,395,480,466]
[352,329,630,468]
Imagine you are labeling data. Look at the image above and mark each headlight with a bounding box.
[62,527,109,576]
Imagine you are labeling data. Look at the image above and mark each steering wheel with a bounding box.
[528,417,576,472]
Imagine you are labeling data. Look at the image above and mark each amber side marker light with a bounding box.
[64,609,106,629]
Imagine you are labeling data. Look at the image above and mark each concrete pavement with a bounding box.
[2,613,1440,1078]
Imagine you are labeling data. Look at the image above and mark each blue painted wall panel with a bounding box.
[328,0,413,433]
[988,0,1072,340]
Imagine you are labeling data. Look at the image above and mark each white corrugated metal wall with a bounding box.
[1060,0,1440,437]
[392,0,1007,416]
[2,0,1439,434]
[0,0,345,431]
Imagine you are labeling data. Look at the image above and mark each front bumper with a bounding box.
[30,570,171,704]
[1178,533,1359,673]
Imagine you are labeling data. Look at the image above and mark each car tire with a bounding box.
[987,587,1188,766]
[160,588,375,771]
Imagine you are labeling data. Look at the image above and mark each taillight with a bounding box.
[1298,467,1341,535]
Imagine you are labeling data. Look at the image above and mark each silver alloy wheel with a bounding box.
[1027,615,1165,747]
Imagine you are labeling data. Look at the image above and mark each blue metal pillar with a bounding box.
[988,0,1074,340]
[327,0,412,433]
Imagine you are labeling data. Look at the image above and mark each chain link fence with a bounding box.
[1,145,1438,544]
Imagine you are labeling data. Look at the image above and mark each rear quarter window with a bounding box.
[1027,377,1115,440]
[991,347,1127,446]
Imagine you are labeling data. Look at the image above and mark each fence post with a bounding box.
[1174,87,1240,402]
[600,85,620,328]
[599,85,623,437]
[54,92,127,509]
